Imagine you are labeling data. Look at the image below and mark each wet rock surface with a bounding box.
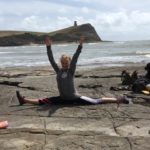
[0,65,150,150]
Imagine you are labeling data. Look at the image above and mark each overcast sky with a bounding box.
[0,0,150,41]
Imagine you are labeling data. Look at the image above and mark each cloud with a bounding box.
[90,10,150,40]
[0,0,150,40]
[81,7,90,14]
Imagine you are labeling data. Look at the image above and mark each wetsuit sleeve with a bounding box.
[47,46,59,73]
[69,45,82,75]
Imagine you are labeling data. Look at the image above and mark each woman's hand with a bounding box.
[45,36,52,46]
[79,36,84,46]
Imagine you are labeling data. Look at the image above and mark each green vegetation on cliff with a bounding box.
[0,23,101,46]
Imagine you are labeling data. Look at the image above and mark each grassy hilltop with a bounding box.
[0,23,101,46]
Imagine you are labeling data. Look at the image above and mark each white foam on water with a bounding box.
[0,52,15,54]
[87,42,99,45]
[0,41,150,68]
[136,51,150,54]
[145,54,150,57]
[113,41,125,44]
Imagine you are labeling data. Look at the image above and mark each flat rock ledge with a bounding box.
[0,66,150,150]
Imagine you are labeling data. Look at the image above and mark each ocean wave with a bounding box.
[56,44,69,47]
[136,51,150,55]
[145,54,150,57]
[0,40,150,68]
[87,42,99,45]
[79,55,149,66]
[0,61,49,68]
[0,52,15,54]
[113,41,125,44]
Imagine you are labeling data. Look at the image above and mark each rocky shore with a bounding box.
[0,65,150,150]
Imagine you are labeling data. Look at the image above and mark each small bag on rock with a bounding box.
[121,70,138,85]
[132,77,150,93]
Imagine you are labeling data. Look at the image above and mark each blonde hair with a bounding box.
[60,54,71,63]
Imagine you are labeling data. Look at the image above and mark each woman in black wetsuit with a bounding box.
[16,37,130,106]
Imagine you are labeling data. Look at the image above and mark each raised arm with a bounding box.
[69,37,84,75]
[45,37,59,73]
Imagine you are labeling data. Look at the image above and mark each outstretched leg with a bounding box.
[16,91,42,105]
[101,97,119,103]
[101,96,131,104]
[16,91,59,106]
[80,95,131,104]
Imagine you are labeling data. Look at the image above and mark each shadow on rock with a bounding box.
[37,103,92,117]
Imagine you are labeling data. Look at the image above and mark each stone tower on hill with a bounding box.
[74,21,77,27]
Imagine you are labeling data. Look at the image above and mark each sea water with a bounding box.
[0,40,150,68]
